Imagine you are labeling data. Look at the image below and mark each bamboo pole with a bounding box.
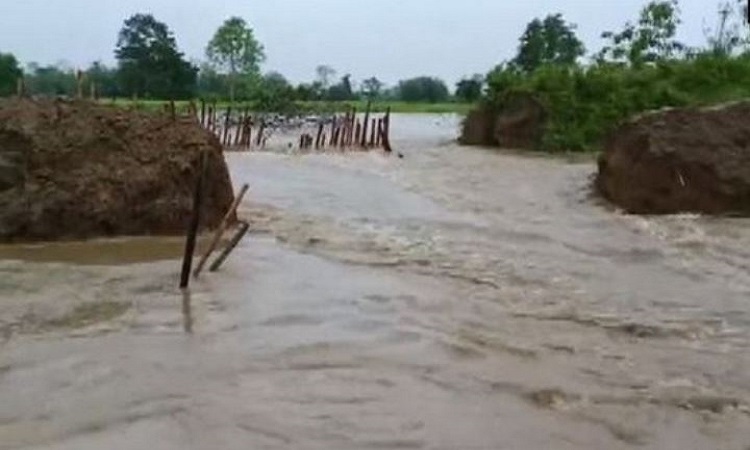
[256,120,265,146]
[200,100,206,127]
[361,101,371,147]
[376,118,384,147]
[246,117,253,149]
[180,151,209,289]
[193,183,250,277]
[349,107,357,146]
[369,118,377,147]
[209,221,250,272]
[329,116,337,146]
[222,106,232,146]
[339,111,349,148]
[315,122,324,149]
[355,121,361,146]
[382,107,393,153]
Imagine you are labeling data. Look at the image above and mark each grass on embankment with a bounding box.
[105,99,474,115]
[482,54,750,152]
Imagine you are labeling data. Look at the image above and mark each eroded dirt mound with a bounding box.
[460,93,546,150]
[597,102,750,215]
[0,99,235,241]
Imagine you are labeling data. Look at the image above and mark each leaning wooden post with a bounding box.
[249,117,255,149]
[355,121,362,146]
[256,120,265,146]
[209,221,250,272]
[369,118,377,147]
[338,111,349,148]
[382,107,393,153]
[194,183,250,277]
[360,101,371,147]
[200,100,206,127]
[315,122,324,149]
[180,151,209,289]
[329,116,338,146]
[170,100,176,122]
[376,118,384,147]
[349,107,357,146]
[222,106,233,146]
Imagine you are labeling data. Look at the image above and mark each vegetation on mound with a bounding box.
[475,0,750,152]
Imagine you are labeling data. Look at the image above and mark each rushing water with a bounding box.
[1,114,749,449]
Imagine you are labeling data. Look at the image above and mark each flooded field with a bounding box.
[1,114,749,449]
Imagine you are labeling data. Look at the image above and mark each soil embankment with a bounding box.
[0,99,235,241]
[459,93,546,150]
[597,102,750,215]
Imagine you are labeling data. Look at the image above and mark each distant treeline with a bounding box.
[0,14,482,107]
[477,0,750,152]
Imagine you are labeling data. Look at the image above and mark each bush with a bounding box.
[484,54,750,152]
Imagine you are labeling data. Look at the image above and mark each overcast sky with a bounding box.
[0,0,726,86]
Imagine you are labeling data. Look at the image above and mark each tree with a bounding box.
[87,61,120,98]
[206,17,265,102]
[0,53,22,97]
[315,65,336,88]
[327,74,355,101]
[115,13,197,99]
[598,0,685,66]
[704,1,748,56]
[294,83,318,101]
[197,63,228,100]
[512,14,585,73]
[397,76,450,103]
[361,77,383,100]
[25,63,76,97]
[254,72,295,112]
[455,75,484,102]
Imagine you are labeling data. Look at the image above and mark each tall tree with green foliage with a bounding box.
[87,62,120,98]
[25,63,76,97]
[704,1,748,56]
[206,17,265,102]
[598,0,685,66]
[397,77,450,103]
[455,75,484,102]
[115,14,197,99]
[327,74,356,101]
[361,77,383,100]
[0,53,22,97]
[512,14,585,73]
[315,65,337,88]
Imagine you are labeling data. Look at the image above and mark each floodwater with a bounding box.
[1,115,749,449]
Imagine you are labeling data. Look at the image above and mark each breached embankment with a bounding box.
[0,99,235,242]
[597,101,750,215]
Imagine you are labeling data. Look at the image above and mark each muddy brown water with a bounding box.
[1,114,749,449]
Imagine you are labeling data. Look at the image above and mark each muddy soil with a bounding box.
[0,99,234,242]
[597,102,750,215]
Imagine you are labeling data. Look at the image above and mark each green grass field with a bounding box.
[105,98,474,115]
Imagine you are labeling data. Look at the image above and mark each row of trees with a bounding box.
[479,0,750,152]
[0,13,482,104]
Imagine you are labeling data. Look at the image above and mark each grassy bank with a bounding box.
[105,98,473,115]
[480,54,750,152]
